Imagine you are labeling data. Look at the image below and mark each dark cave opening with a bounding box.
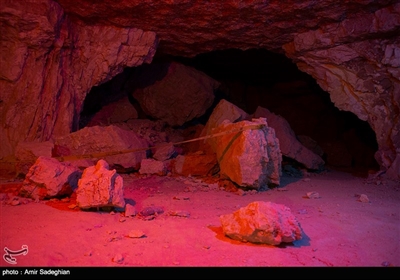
[79,48,380,174]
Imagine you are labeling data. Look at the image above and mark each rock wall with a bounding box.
[283,3,400,178]
[1,0,399,178]
[0,0,158,158]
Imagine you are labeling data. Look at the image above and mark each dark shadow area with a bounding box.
[79,48,380,175]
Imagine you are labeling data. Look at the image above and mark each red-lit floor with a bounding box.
[1,170,399,267]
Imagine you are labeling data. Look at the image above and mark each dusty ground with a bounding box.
[0,168,399,268]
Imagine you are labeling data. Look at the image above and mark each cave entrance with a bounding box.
[79,48,379,176]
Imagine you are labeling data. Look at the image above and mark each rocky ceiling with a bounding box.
[0,0,399,179]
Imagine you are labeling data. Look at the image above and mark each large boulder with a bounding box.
[76,160,125,209]
[220,201,302,246]
[253,106,325,170]
[211,118,281,189]
[19,156,81,200]
[173,153,219,177]
[54,125,148,169]
[200,99,250,154]
[132,62,219,126]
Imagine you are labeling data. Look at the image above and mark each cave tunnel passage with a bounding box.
[79,48,380,175]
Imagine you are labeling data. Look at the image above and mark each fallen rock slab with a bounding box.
[76,160,125,209]
[132,61,219,126]
[211,118,281,189]
[200,99,250,153]
[173,153,219,177]
[54,125,148,169]
[19,156,81,200]
[220,201,302,246]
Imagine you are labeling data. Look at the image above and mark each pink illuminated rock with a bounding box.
[220,201,302,245]
[139,158,167,176]
[173,153,219,177]
[0,0,158,160]
[54,125,148,169]
[76,160,125,209]
[253,106,325,170]
[200,99,250,154]
[132,62,219,126]
[20,156,81,200]
[152,142,176,161]
[202,99,250,138]
[0,0,398,179]
[211,118,281,189]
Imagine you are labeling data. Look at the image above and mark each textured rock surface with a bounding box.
[0,0,158,159]
[132,62,219,126]
[54,125,148,169]
[173,153,218,177]
[212,118,281,189]
[253,106,325,170]
[152,142,176,161]
[20,156,81,200]
[1,0,399,178]
[76,159,125,209]
[201,99,250,154]
[220,201,302,245]
[139,158,167,176]
[283,4,400,178]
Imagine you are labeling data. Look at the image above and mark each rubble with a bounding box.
[220,201,302,245]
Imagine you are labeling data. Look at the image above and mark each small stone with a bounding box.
[236,189,245,196]
[172,196,190,200]
[304,192,321,199]
[119,217,126,223]
[168,210,190,218]
[112,253,124,263]
[128,230,146,238]
[297,209,308,214]
[84,251,92,256]
[124,204,137,217]
[10,199,20,206]
[358,194,370,203]
[68,204,77,209]
[139,206,164,217]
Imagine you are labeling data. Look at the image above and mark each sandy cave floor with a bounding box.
[0,168,399,268]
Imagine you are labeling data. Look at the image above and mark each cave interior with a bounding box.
[80,48,380,176]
